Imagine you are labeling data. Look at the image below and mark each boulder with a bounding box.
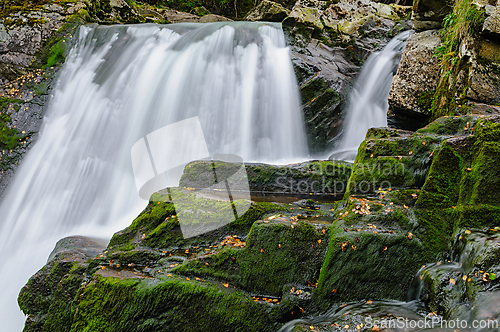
[245,0,290,22]
[179,160,352,197]
[18,236,107,332]
[411,0,452,31]
[286,0,328,31]
[86,0,143,23]
[388,30,442,125]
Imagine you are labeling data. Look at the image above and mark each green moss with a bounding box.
[315,226,427,306]
[174,220,329,295]
[430,0,485,118]
[416,143,462,209]
[70,275,274,332]
[109,198,290,251]
[45,40,67,68]
[416,115,477,136]
[0,97,23,150]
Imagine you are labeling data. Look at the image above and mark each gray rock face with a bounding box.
[411,0,452,31]
[388,30,442,120]
[283,0,412,153]
[47,236,108,263]
[483,4,500,36]
[467,38,500,104]
[0,10,67,82]
[245,0,290,22]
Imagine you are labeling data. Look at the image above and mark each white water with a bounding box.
[0,22,308,331]
[330,31,412,162]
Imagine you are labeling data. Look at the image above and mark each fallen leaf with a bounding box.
[383,246,388,252]
[366,300,373,304]
[222,282,229,288]
[450,278,455,285]
[483,273,489,282]
[352,245,357,251]
[465,230,471,235]
[462,275,467,281]
[408,232,413,240]
[260,248,264,253]
[340,242,348,252]
[331,289,337,293]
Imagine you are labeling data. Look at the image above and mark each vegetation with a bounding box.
[430,0,486,119]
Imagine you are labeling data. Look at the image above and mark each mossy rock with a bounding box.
[70,275,274,332]
[173,219,329,296]
[108,197,291,251]
[18,236,106,332]
[179,160,352,196]
[315,225,427,306]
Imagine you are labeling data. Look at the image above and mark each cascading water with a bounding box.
[0,22,308,330]
[330,31,412,162]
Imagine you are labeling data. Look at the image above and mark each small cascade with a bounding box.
[330,31,412,162]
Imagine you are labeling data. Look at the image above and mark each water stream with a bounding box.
[330,30,412,162]
[0,22,308,330]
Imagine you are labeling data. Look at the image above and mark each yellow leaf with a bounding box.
[366,300,372,304]
[450,278,455,285]
[223,282,229,288]
[462,275,467,281]
[317,239,322,244]
[465,230,471,234]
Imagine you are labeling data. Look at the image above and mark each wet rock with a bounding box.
[285,0,411,153]
[18,236,107,332]
[411,0,452,31]
[388,30,442,126]
[245,0,290,22]
[468,101,500,115]
[179,160,351,197]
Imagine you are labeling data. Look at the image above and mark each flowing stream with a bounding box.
[0,22,308,330]
[330,30,412,162]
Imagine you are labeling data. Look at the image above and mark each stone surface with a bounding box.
[245,0,290,22]
[388,30,442,123]
[411,0,452,31]
[482,4,500,37]
[285,0,412,153]
[18,236,106,332]
[464,37,500,105]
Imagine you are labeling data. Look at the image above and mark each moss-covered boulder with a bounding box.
[173,218,329,296]
[18,236,107,332]
[70,275,274,332]
[179,160,352,197]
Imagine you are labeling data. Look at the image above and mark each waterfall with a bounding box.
[330,31,412,162]
[0,22,308,330]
